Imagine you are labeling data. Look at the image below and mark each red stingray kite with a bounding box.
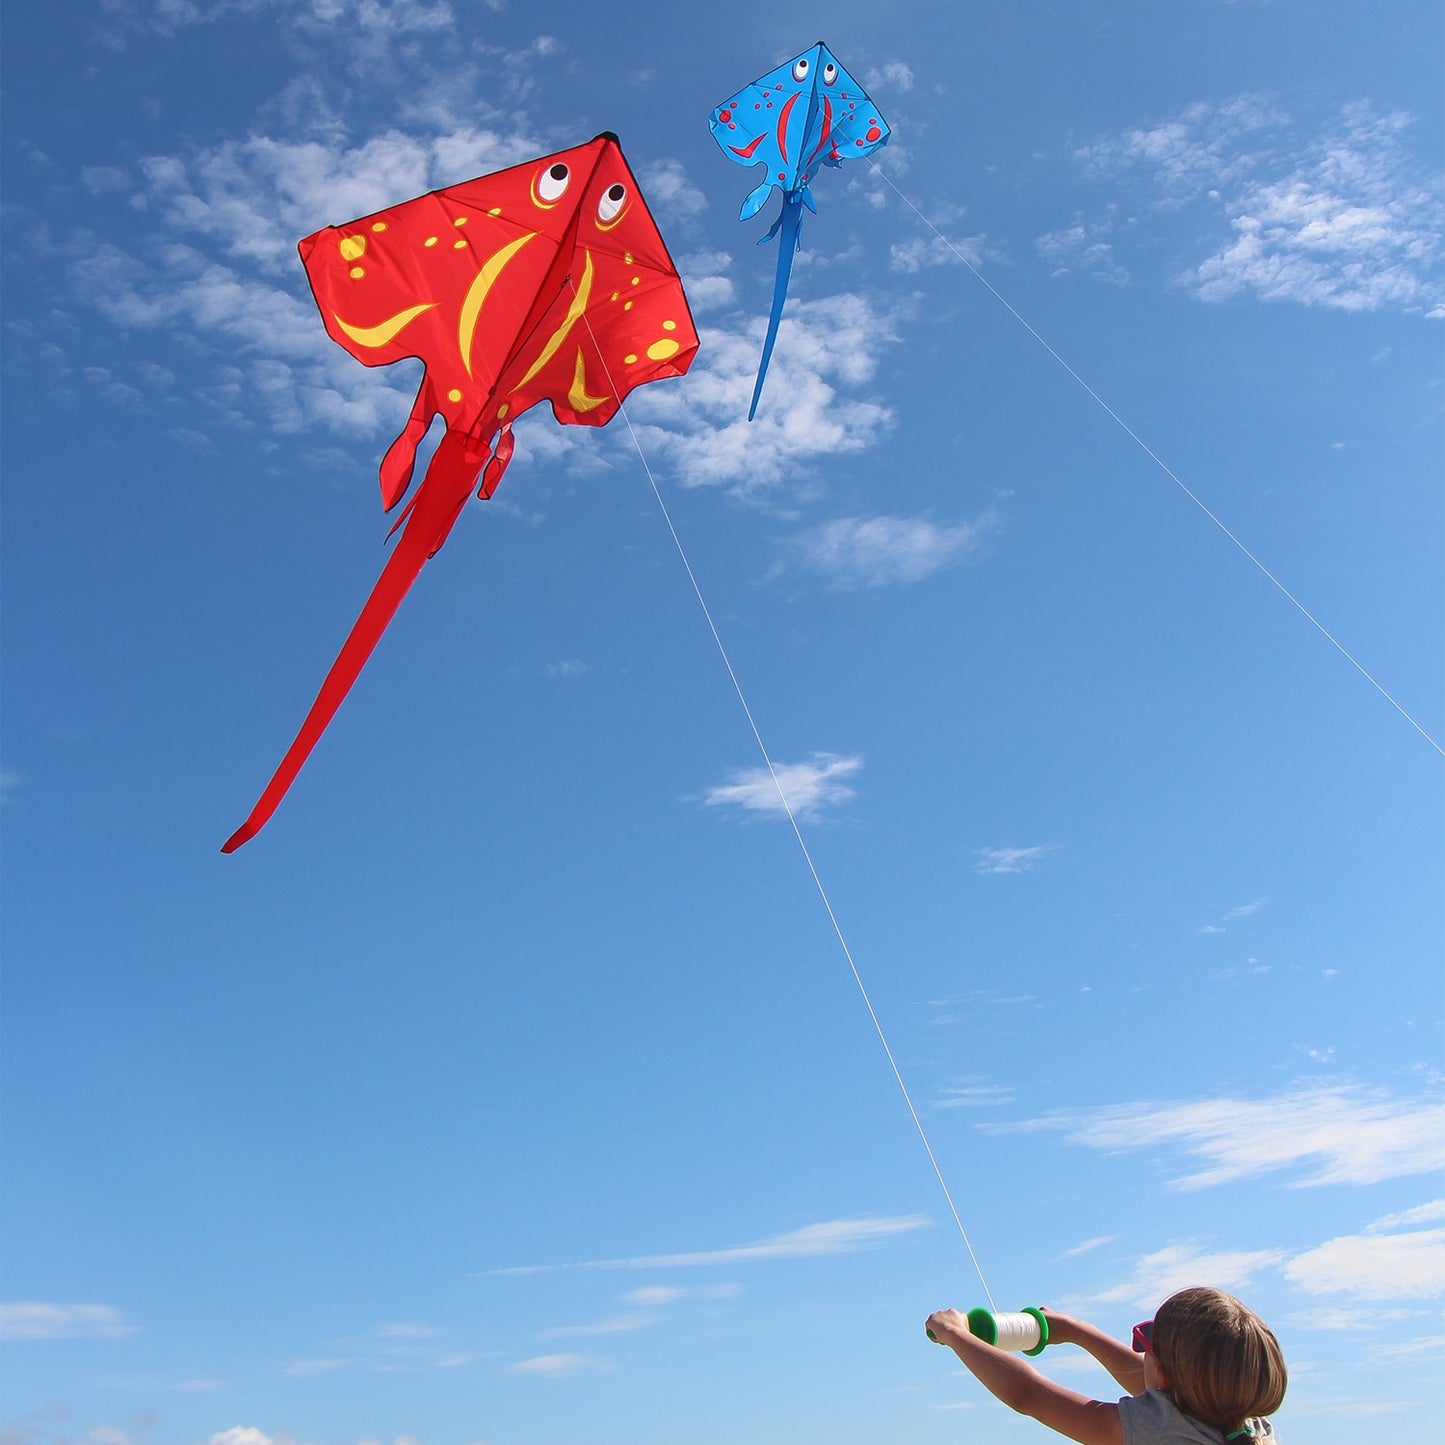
[224,133,698,851]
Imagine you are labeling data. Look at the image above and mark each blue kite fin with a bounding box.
[739,178,775,221]
[748,196,804,421]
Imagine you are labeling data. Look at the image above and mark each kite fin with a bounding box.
[477,423,514,500]
[222,431,479,852]
[379,389,435,511]
[748,198,804,422]
[739,179,775,221]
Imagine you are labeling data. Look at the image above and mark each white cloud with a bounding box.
[1062,1236,1118,1258]
[208,1430,274,1445]
[889,232,984,273]
[509,1352,597,1374]
[1286,1226,1445,1300]
[936,1083,1015,1109]
[1076,98,1444,314]
[988,1084,1445,1189]
[1036,221,1130,285]
[1367,1199,1445,1232]
[375,1321,442,1339]
[490,1214,928,1275]
[974,845,1053,875]
[639,158,707,218]
[703,752,861,821]
[1093,1242,1288,1311]
[628,295,898,496]
[284,1355,350,1375]
[0,1302,134,1341]
[862,60,915,94]
[619,1283,742,1307]
[788,511,997,588]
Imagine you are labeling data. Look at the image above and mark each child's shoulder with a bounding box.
[1116,1389,1235,1444]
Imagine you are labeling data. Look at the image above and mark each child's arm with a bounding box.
[1041,1309,1147,1395]
[926,1309,1124,1445]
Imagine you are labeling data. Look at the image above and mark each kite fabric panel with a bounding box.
[709,42,890,419]
[223,133,698,852]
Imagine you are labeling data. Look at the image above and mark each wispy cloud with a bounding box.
[974,845,1054,875]
[786,511,998,588]
[987,1083,1445,1189]
[1074,97,1444,314]
[207,1430,276,1445]
[0,1302,134,1341]
[1092,1242,1288,1311]
[489,1215,928,1276]
[1036,218,1131,285]
[629,294,898,496]
[509,1352,601,1375]
[1287,1221,1445,1300]
[703,752,861,822]
[936,1082,1016,1109]
[1062,1235,1118,1258]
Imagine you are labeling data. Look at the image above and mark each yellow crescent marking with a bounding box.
[457,233,535,378]
[568,347,608,412]
[332,303,435,348]
[517,249,594,390]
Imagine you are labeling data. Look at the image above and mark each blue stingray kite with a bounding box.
[710,42,891,419]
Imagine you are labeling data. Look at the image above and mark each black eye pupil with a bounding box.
[608,185,624,200]
[550,165,567,179]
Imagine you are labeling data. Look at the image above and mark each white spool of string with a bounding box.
[967,1306,1049,1355]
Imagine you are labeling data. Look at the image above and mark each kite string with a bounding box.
[570,288,998,1312]
[868,160,1444,760]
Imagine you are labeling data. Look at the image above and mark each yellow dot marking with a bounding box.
[497,403,509,419]
[630,276,640,286]
[488,207,502,217]
[349,266,365,279]
[454,239,467,249]
[371,221,388,233]
[447,388,463,403]
[624,353,638,365]
[453,216,467,227]
[623,251,634,264]
[339,235,367,261]
[624,300,633,311]
[647,338,680,361]
[425,236,438,248]
[610,291,619,302]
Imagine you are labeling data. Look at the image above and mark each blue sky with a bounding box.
[2,2,1441,1443]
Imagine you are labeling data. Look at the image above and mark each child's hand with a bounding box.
[926,1308,969,1345]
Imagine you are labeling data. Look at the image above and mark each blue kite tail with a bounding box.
[748,197,804,421]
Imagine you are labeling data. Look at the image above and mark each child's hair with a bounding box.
[1151,1287,1287,1431]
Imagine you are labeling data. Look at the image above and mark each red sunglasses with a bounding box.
[1132,1319,1154,1353]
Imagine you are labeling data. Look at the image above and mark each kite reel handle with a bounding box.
[926,1306,1049,1355]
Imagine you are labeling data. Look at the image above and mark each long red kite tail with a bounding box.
[222,435,479,852]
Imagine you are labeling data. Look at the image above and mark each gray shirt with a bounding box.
[1118,1389,1277,1445]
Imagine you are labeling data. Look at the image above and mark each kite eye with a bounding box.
[597,182,627,224]
[822,62,838,84]
[537,163,570,203]
[791,57,810,81]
